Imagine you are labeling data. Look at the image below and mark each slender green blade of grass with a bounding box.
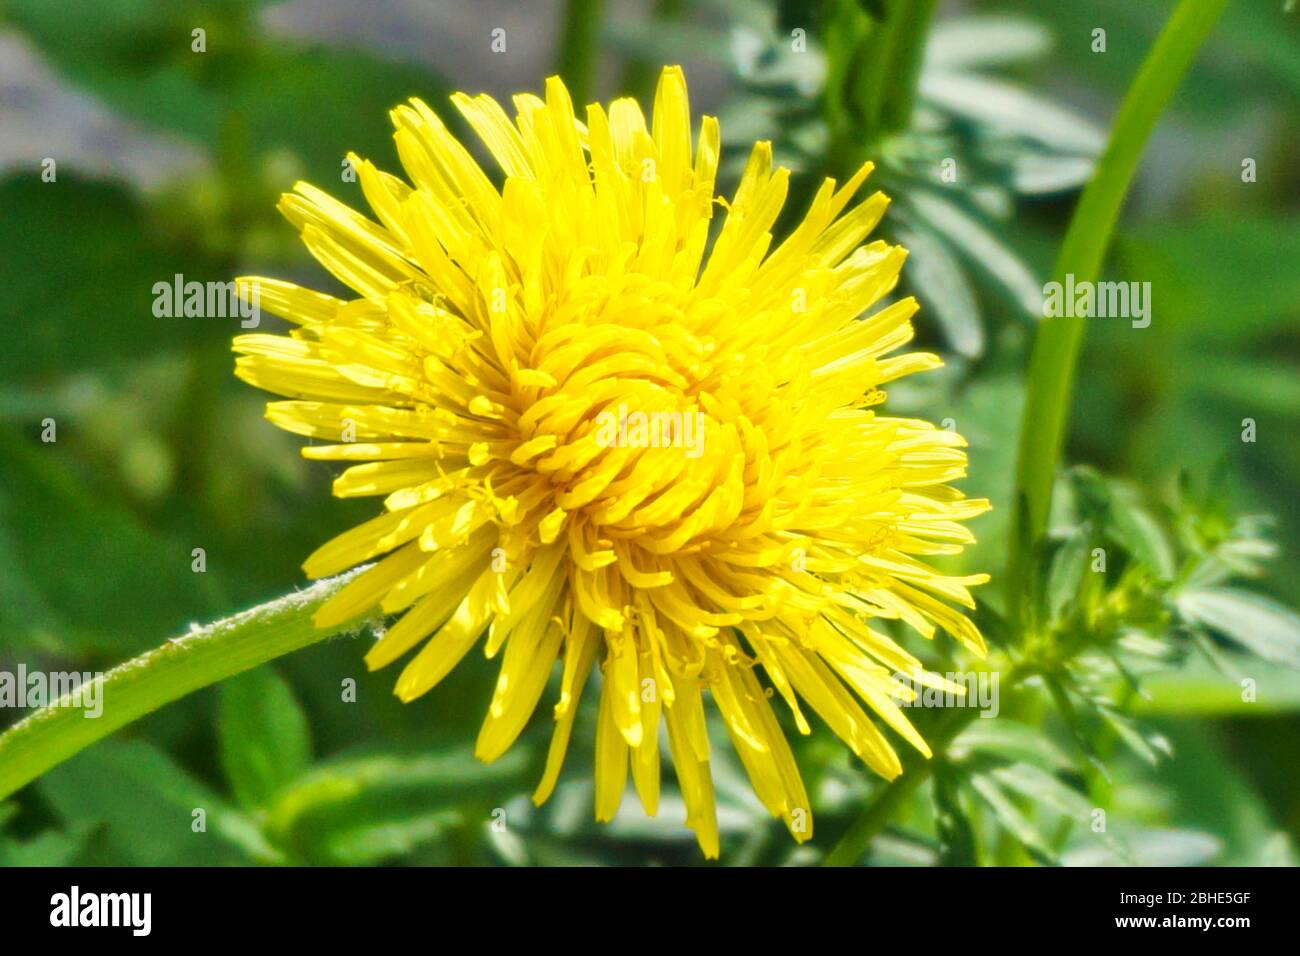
[1004,0,1230,634]
[828,0,1228,867]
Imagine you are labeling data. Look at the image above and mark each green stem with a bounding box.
[853,0,937,138]
[824,706,978,866]
[1004,0,1229,635]
[826,0,1229,867]
[0,570,366,802]
[557,0,606,107]
[876,0,937,133]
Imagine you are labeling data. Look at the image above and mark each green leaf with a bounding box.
[38,738,277,865]
[1106,484,1177,580]
[1070,470,1177,580]
[1010,154,1095,195]
[1045,527,1089,621]
[892,221,983,357]
[950,718,1074,772]
[967,772,1059,865]
[988,763,1093,820]
[1096,704,1172,767]
[263,747,532,865]
[933,767,978,866]
[1131,653,1300,716]
[1064,828,1222,867]
[924,15,1053,70]
[919,71,1104,155]
[0,822,95,867]
[218,664,312,809]
[906,189,1043,318]
[1174,587,1300,669]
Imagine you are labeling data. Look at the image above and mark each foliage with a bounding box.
[0,0,1297,866]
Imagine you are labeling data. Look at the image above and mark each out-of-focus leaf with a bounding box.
[263,747,531,865]
[218,664,312,809]
[1072,470,1176,580]
[920,71,1105,155]
[950,718,1074,772]
[38,738,276,865]
[1064,828,1222,867]
[1131,653,1300,716]
[1115,215,1300,346]
[1045,527,1089,621]
[967,772,1059,865]
[0,822,95,866]
[1106,484,1177,581]
[925,15,1053,70]
[1011,153,1095,194]
[933,767,977,866]
[906,190,1043,318]
[1097,704,1172,767]
[892,222,983,357]
[1174,587,1300,669]
[989,763,1092,820]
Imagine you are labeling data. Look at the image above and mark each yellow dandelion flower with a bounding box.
[233,66,990,857]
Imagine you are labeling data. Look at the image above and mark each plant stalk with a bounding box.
[557,0,606,107]
[0,570,365,802]
[829,0,1228,865]
[1004,0,1230,635]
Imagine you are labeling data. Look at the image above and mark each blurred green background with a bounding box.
[0,0,1296,866]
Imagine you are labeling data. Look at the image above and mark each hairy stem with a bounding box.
[0,571,365,802]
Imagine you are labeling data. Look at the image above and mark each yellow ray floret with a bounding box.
[232,66,991,858]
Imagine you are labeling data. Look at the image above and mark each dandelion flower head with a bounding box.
[233,66,990,857]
